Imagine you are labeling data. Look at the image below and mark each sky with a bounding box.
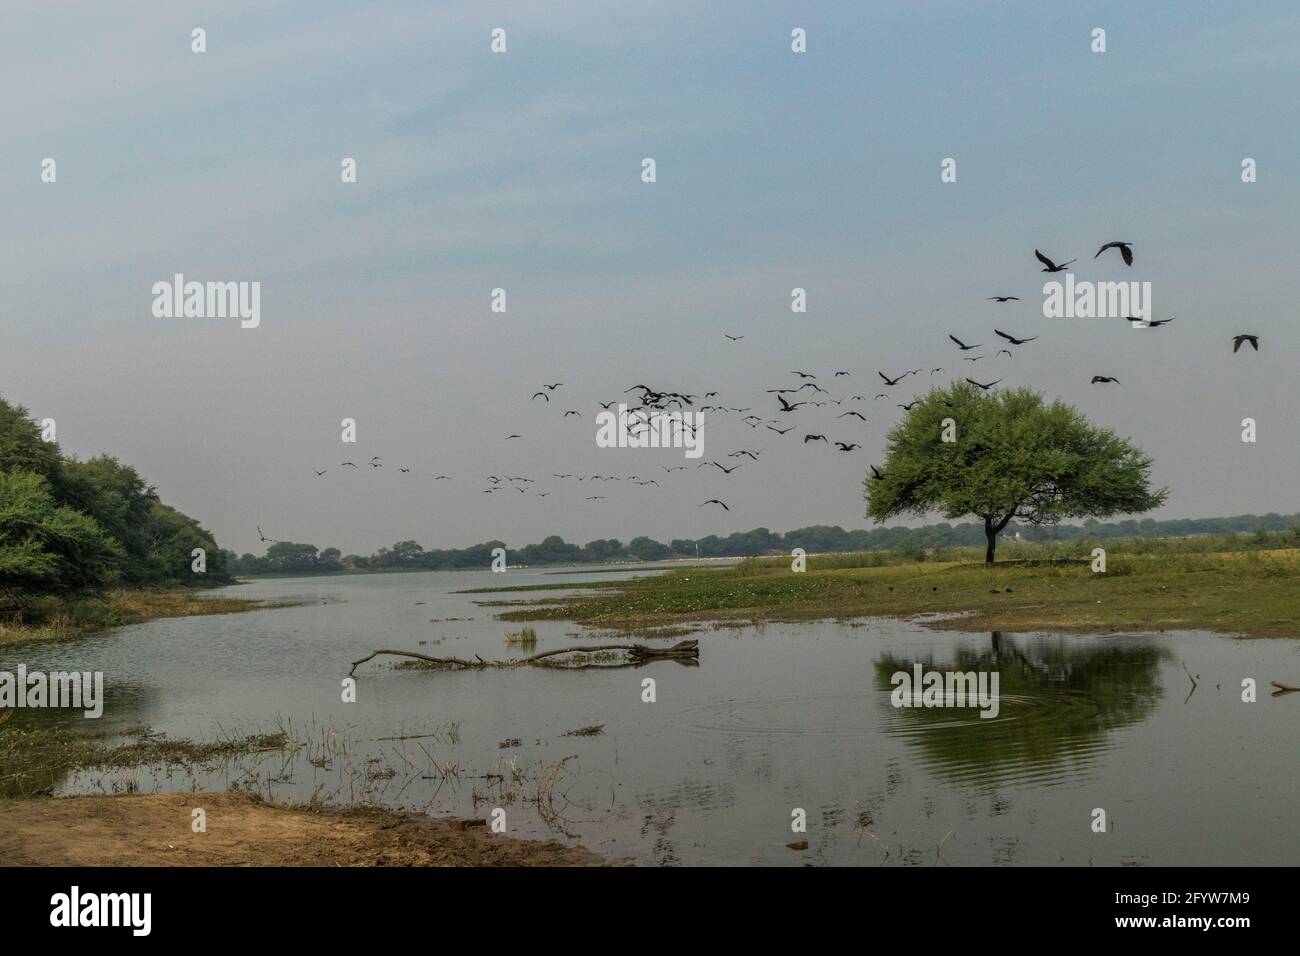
[2,1,1298,557]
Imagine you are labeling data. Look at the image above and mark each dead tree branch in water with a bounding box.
[348,640,699,676]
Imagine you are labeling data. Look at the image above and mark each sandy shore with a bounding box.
[0,792,605,866]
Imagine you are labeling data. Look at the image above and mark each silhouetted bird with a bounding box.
[1094,241,1134,266]
[994,329,1037,345]
[699,499,729,511]
[965,378,1001,390]
[870,466,885,481]
[1035,249,1075,272]
[1232,334,1259,353]
[804,434,828,443]
[986,296,1020,302]
[724,334,744,341]
[948,334,981,351]
[835,442,861,451]
[1091,376,1120,384]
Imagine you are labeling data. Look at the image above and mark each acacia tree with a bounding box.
[865,382,1167,565]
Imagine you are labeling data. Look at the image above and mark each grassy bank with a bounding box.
[474,546,1300,638]
[0,588,288,646]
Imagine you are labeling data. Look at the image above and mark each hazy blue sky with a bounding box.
[3,1,1297,556]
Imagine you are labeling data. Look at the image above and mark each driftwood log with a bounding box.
[349,639,699,676]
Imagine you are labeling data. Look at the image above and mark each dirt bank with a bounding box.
[0,792,605,866]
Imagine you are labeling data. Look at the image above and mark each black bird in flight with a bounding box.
[1232,334,1259,353]
[256,525,281,544]
[804,434,828,443]
[724,334,744,341]
[965,378,1002,390]
[585,496,606,500]
[1094,241,1134,266]
[563,410,581,417]
[598,401,616,409]
[930,368,944,375]
[314,469,327,476]
[505,434,522,439]
[898,401,919,411]
[997,349,1013,358]
[878,371,904,386]
[963,355,985,362]
[986,296,1020,302]
[791,371,817,379]
[948,334,981,351]
[663,465,686,472]
[699,499,730,511]
[399,467,411,473]
[777,395,807,412]
[531,391,549,401]
[834,371,851,377]
[341,462,357,468]
[870,465,886,481]
[434,475,451,480]
[369,460,382,468]
[837,411,867,420]
[1145,317,1175,327]
[730,450,761,460]
[1091,375,1120,384]
[1035,249,1075,272]
[767,424,795,435]
[709,461,742,474]
[835,442,861,451]
[543,383,563,390]
[994,329,1037,345]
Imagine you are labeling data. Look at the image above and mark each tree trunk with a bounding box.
[984,517,997,565]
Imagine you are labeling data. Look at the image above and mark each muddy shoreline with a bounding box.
[0,792,608,867]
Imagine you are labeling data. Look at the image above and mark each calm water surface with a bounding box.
[6,567,1298,866]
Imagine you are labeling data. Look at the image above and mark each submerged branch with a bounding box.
[348,640,699,676]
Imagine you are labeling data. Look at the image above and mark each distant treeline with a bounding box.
[225,511,1300,576]
[0,396,229,603]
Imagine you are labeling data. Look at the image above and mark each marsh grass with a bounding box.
[504,626,539,646]
[0,589,289,645]
[482,546,1300,638]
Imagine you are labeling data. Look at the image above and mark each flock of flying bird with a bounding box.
[296,243,1261,523]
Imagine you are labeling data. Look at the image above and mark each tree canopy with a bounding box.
[865,382,1168,564]
[0,394,229,602]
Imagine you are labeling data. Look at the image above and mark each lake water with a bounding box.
[6,567,1299,865]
